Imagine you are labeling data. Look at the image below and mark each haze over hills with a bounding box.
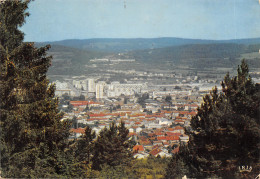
[37,37,260,53]
[128,43,245,61]
[38,37,260,77]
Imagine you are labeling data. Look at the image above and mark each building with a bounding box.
[107,82,147,97]
[55,81,76,96]
[88,78,96,93]
[96,81,106,99]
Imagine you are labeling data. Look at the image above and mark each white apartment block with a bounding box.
[107,82,147,98]
[95,81,147,99]
[55,81,77,96]
[72,80,87,90]
[88,78,96,92]
[96,81,106,99]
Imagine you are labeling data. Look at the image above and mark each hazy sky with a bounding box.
[21,0,260,42]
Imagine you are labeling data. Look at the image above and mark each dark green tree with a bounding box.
[165,145,189,179]
[83,103,89,112]
[137,92,149,107]
[75,126,96,164]
[0,1,71,177]
[71,115,78,128]
[64,126,97,177]
[78,94,85,101]
[124,97,128,104]
[66,103,74,112]
[165,60,260,178]
[91,121,133,170]
[165,95,172,104]
[165,95,172,109]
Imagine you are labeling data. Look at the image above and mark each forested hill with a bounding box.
[45,44,109,63]
[127,43,247,63]
[36,37,260,53]
[37,42,260,76]
[41,44,110,75]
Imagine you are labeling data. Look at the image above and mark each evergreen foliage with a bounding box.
[0,0,71,177]
[62,126,97,178]
[165,60,260,178]
[92,121,133,170]
[165,95,172,104]
[137,92,149,107]
[165,145,189,179]
[75,126,96,164]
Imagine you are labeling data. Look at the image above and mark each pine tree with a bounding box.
[75,126,96,164]
[91,121,133,171]
[165,60,260,178]
[165,145,189,179]
[65,126,99,178]
[0,1,71,177]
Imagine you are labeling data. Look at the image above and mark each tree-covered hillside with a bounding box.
[129,43,246,62]
[37,37,260,53]
[43,44,109,76]
[44,42,260,76]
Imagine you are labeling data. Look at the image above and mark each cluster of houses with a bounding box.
[131,125,189,158]
[65,96,199,158]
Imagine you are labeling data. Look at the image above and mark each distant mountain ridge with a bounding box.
[36,37,260,52]
[128,43,246,61]
[41,39,260,76]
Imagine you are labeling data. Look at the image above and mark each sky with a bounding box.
[21,0,260,42]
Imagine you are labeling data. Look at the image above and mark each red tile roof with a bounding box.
[70,101,100,106]
[70,128,85,134]
[158,136,179,141]
[150,148,162,156]
[147,118,156,121]
[139,140,152,146]
[175,116,183,119]
[157,136,166,140]
[171,146,180,154]
[129,132,137,136]
[190,104,199,107]
[148,133,155,137]
[162,110,172,114]
[163,141,170,145]
[150,137,156,141]
[166,132,181,136]
[179,111,190,115]
[189,111,197,116]
[130,114,146,117]
[89,113,106,117]
[174,126,184,130]
[133,145,145,152]
[166,136,179,141]
[155,132,164,136]
[152,144,162,149]
[145,114,164,118]
[175,119,185,123]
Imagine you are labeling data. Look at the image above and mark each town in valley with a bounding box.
[51,49,260,158]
